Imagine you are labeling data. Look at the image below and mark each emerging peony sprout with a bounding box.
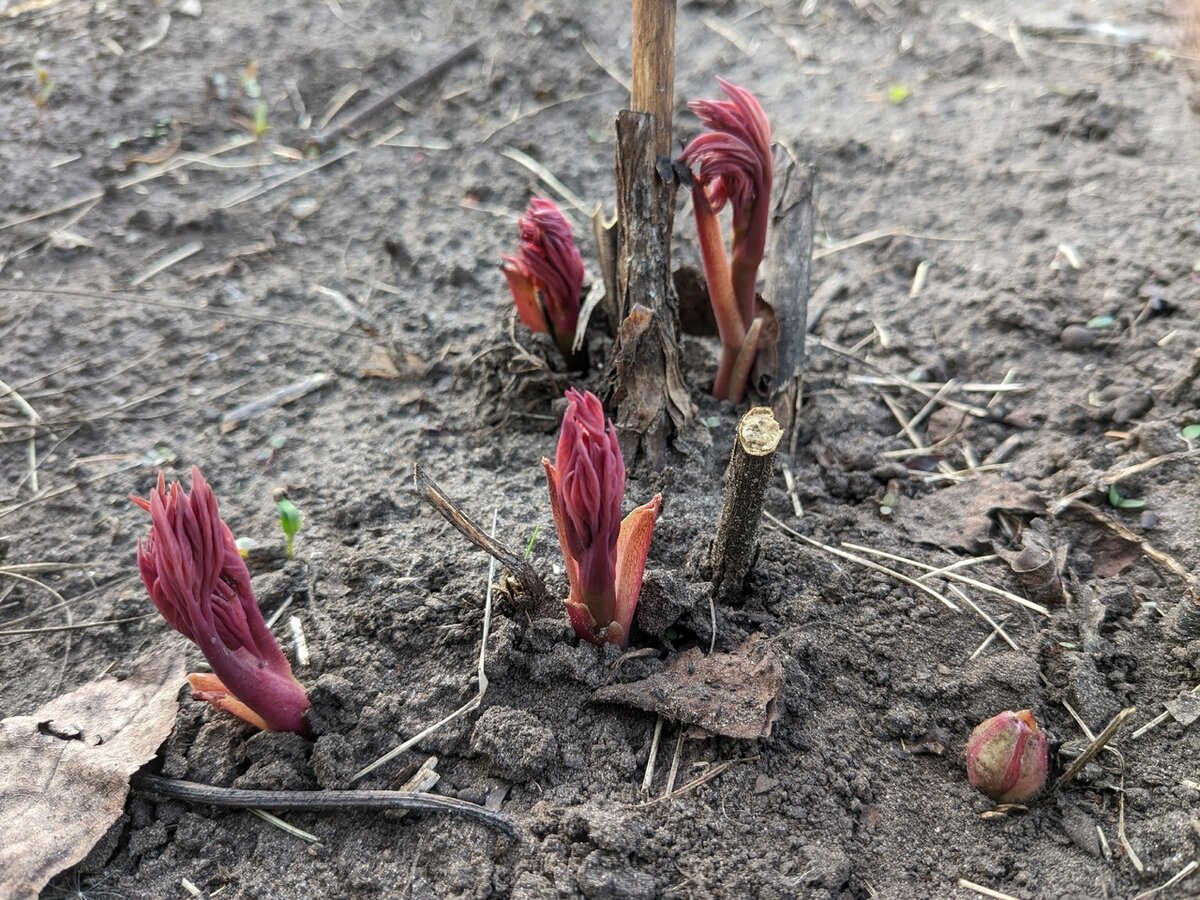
[965,710,1049,804]
[543,389,661,647]
[133,467,311,736]
[502,197,586,367]
[679,79,773,402]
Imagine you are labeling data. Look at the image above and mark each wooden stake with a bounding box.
[710,407,783,602]
[610,0,691,465]
[631,0,676,161]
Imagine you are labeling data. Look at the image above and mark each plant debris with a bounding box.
[0,648,185,897]
[593,635,782,739]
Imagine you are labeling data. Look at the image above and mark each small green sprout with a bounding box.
[1180,423,1200,442]
[1086,314,1115,329]
[1107,484,1145,510]
[276,497,302,558]
[252,102,270,141]
[523,524,541,562]
[887,84,911,105]
[30,62,54,122]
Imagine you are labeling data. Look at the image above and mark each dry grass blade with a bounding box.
[500,147,592,218]
[248,808,320,844]
[351,510,500,783]
[1053,706,1135,792]
[763,513,960,611]
[638,755,758,808]
[413,464,548,605]
[1131,860,1198,900]
[840,542,1051,617]
[0,379,41,494]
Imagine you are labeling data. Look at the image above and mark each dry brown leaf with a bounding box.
[994,525,1068,605]
[0,648,185,897]
[898,474,1044,552]
[593,635,782,739]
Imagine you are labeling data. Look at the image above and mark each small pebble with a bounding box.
[1060,325,1096,350]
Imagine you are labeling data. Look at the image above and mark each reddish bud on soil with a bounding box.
[543,389,661,648]
[501,197,585,365]
[965,709,1048,803]
[679,79,772,401]
[133,467,311,736]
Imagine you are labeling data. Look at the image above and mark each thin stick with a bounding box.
[840,542,1051,617]
[641,716,663,795]
[352,511,498,783]
[763,513,960,611]
[0,378,40,493]
[131,772,518,839]
[1052,706,1135,792]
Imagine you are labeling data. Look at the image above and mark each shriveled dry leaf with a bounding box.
[593,635,782,739]
[1164,685,1200,727]
[897,474,1044,552]
[994,525,1068,605]
[0,648,185,897]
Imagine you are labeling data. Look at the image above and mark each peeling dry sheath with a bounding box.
[710,407,783,601]
[131,773,520,840]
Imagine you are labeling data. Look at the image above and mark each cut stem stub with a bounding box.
[710,407,783,602]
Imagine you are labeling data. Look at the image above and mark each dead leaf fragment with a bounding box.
[898,474,1045,552]
[1164,685,1200,727]
[593,635,783,739]
[994,525,1068,605]
[0,648,185,897]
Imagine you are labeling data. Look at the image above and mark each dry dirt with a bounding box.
[2,1,1200,898]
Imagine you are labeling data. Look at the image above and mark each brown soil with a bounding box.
[3,1,1200,898]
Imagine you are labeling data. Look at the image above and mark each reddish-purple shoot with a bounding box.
[502,197,586,367]
[543,390,661,648]
[680,79,773,402]
[133,467,311,736]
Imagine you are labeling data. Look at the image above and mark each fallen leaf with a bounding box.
[1164,685,1200,727]
[994,525,1068,605]
[1080,528,1141,578]
[0,648,185,896]
[897,474,1045,552]
[593,635,782,739]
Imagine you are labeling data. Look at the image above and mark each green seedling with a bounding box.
[256,435,287,466]
[1107,484,1145,510]
[30,62,54,122]
[276,498,302,558]
[1180,423,1200,442]
[1086,314,1115,329]
[252,102,270,141]
[522,524,541,562]
[887,84,911,105]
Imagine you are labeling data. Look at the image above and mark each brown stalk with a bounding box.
[710,407,783,601]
